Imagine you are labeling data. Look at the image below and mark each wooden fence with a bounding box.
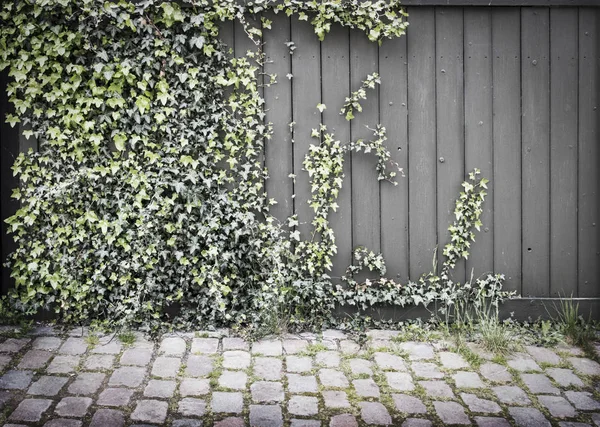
[1,5,599,302]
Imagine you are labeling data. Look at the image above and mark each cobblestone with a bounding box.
[212,391,244,413]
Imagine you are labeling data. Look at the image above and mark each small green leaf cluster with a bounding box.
[340,73,381,121]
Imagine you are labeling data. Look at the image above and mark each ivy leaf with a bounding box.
[316,103,326,113]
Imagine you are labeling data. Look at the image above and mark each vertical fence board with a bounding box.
[407,7,437,279]
[464,8,494,278]
[577,8,599,297]
[435,7,465,284]
[322,26,352,280]
[218,20,234,53]
[550,8,579,297]
[291,18,321,238]
[521,8,551,297]
[492,8,522,293]
[379,31,409,282]
[350,30,380,254]
[264,13,294,226]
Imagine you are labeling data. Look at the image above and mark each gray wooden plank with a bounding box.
[407,7,437,279]
[435,7,465,284]
[379,30,409,283]
[350,29,380,255]
[550,8,579,297]
[521,7,551,297]
[577,8,599,297]
[263,12,294,226]
[322,25,352,280]
[218,18,234,54]
[399,0,599,5]
[291,17,322,239]
[464,8,494,279]
[492,7,522,294]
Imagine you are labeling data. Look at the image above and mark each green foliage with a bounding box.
[340,73,381,121]
[549,297,596,348]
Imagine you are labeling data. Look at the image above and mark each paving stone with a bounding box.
[287,374,318,393]
[91,339,122,355]
[474,416,512,427]
[27,376,68,396]
[219,370,248,389]
[254,357,282,380]
[547,368,585,387]
[323,329,346,339]
[569,357,600,376]
[434,401,471,425]
[97,388,135,406]
[214,417,245,427]
[191,338,219,354]
[68,372,105,395]
[353,378,380,397]
[8,398,52,422]
[509,407,551,427]
[44,419,82,427]
[17,350,52,369]
[319,369,349,388]
[323,390,350,408]
[283,339,308,355]
[186,355,214,377]
[181,378,210,396]
[526,346,562,365]
[55,396,93,417]
[316,351,340,368]
[59,337,88,355]
[385,372,414,391]
[0,389,13,408]
[84,354,115,370]
[144,379,176,398]
[359,401,392,425]
[538,395,577,418]
[212,391,244,413]
[223,350,251,369]
[493,385,531,405]
[558,423,593,427]
[461,393,502,414]
[392,394,427,414]
[412,362,444,379]
[121,348,153,366]
[320,339,339,350]
[480,362,512,383]
[252,340,282,356]
[109,366,146,387]
[329,414,358,427]
[419,380,454,398]
[349,358,372,375]
[179,397,207,416]
[152,356,181,378]
[290,420,321,427]
[289,395,319,416]
[172,421,203,427]
[249,404,283,427]
[159,337,187,355]
[32,337,62,351]
[0,338,30,353]
[467,342,495,360]
[0,354,11,370]
[367,330,399,340]
[439,351,469,369]
[5,423,35,427]
[454,371,485,388]
[399,342,435,360]
[339,340,360,355]
[593,413,600,426]
[521,373,560,394]
[223,337,249,351]
[251,381,284,402]
[286,356,312,373]
[402,419,432,427]
[131,399,169,423]
[47,355,80,373]
[0,370,33,389]
[374,352,407,371]
[565,391,600,410]
[507,353,542,372]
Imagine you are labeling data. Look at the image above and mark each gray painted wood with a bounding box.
[291,17,321,239]
[350,29,381,255]
[492,8,522,293]
[550,8,579,297]
[379,28,410,283]
[577,8,599,297]
[400,0,599,4]
[264,12,294,226]
[521,8,551,297]
[435,7,465,284]
[407,7,438,279]
[322,25,352,280]
[464,8,494,278]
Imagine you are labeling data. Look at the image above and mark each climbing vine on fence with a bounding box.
[0,0,511,334]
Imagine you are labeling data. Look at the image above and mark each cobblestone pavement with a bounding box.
[1,326,600,426]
